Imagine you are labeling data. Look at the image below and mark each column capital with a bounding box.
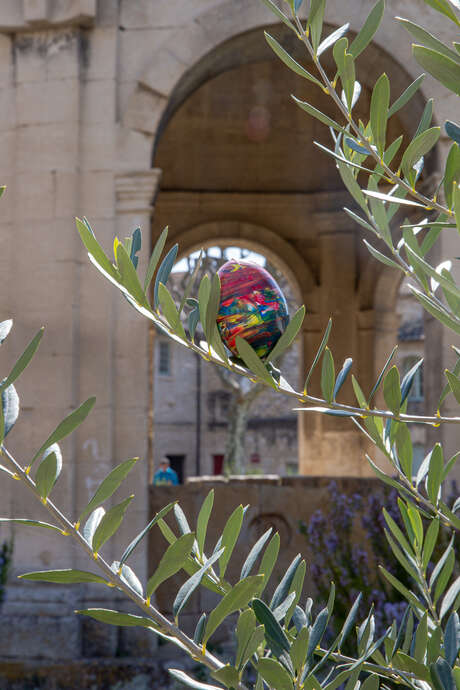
[115,169,162,215]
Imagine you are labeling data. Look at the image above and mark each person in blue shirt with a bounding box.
[153,457,179,486]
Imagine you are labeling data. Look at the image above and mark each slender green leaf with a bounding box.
[363,240,401,271]
[196,490,214,556]
[423,0,460,25]
[205,274,221,346]
[259,0,297,33]
[241,527,272,579]
[338,593,362,650]
[344,208,376,234]
[446,369,460,404]
[173,504,191,536]
[204,575,263,643]
[444,143,460,208]
[236,608,256,670]
[146,533,195,598]
[383,366,401,415]
[370,73,390,154]
[235,337,275,388]
[169,670,221,690]
[20,569,108,585]
[0,518,64,534]
[292,96,345,132]
[397,18,460,64]
[30,397,96,470]
[317,24,350,57]
[444,611,460,666]
[154,243,178,309]
[285,560,306,627]
[368,346,398,404]
[267,306,305,363]
[128,227,141,269]
[430,537,455,590]
[427,443,444,504]
[35,447,62,501]
[1,328,44,391]
[431,657,455,690]
[0,319,12,345]
[383,508,414,557]
[441,576,460,620]
[290,627,309,674]
[409,285,460,335]
[349,0,385,58]
[219,505,244,578]
[336,159,368,211]
[413,45,460,96]
[173,548,224,619]
[422,517,440,571]
[363,189,424,207]
[380,567,423,612]
[309,0,326,53]
[270,554,302,610]
[388,75,426,118]
[76,217,120,282]
[415,98,434,139]
[446,121,460,145]
[265,33,323,88]
[193,613,206,645]
[92,496,133,554]
[352,375,367,408]
[257,531,280,593]
[320,347,335,403]
[211,665,240,689]
[401,127,441,179]
[158,283,187,341]
[83,507,105,548]
[179,250,203,314]
[116,243,148,307]
[79,458,139,524]
[258,658,294,690]
[1,384,19,440]
[144,226,168,293]
[434,548,455,604]
[307,607,329,660]
[252,598,291,653]
[77,608,155,628]
[112,561,143,596]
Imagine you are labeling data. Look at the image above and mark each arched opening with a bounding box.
[150,22,437,477]
[153,239,303,480]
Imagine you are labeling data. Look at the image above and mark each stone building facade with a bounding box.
[0,0,457,672]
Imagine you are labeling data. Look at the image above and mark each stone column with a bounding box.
[111,168,162,655]
[298,227,370,476]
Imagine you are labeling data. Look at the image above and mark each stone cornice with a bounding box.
[0,0,96,32]
[115,169,162,214]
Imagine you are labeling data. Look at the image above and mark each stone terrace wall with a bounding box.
[149,475,382,640]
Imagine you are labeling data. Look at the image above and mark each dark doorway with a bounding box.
[167,455,185,484]
[213,454,224,475]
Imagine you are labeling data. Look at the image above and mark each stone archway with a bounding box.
[144,17,440,476]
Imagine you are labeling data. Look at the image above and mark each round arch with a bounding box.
[173,221,313,305]
[120,2,441,172]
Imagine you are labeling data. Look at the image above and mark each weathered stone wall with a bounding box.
[149,475,383,640]
[0,0,456,672]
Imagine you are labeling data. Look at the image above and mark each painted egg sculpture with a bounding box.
[216,260,289,358]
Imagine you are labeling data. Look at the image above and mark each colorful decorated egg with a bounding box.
[216,260,289,358]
